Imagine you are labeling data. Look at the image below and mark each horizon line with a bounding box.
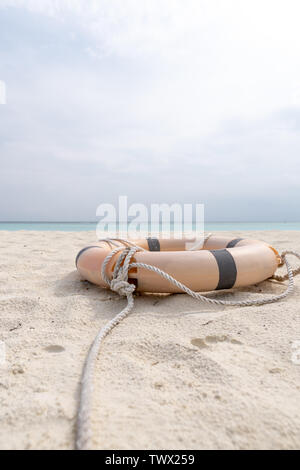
[0,221,299,224]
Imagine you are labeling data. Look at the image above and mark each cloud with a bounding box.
[0,1,300,221]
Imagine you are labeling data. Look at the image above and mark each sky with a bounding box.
[0,0,300,222]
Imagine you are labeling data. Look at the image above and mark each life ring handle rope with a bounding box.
[76,237,300,450]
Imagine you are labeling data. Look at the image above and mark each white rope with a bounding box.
[188,233,212,250]
[75,238,300,450]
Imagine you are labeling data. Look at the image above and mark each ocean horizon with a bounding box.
[1,221,300,231]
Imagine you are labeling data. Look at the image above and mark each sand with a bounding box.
[0,230,299,450]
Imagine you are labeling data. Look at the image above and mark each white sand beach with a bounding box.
[0,230,299,450]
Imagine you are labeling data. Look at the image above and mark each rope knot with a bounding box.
[110,278,136,296]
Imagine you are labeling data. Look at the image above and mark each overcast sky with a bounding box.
[0,0,300,221]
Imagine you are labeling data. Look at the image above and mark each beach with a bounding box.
[0,230,299,450]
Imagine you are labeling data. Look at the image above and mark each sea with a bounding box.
[0,222,299,231]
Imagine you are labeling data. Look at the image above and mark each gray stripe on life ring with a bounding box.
[75,246,101,267]
[226,238,244,248]
[210,249,237,290]
[147,237,160,251]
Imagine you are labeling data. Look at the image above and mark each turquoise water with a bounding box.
[0,222,300,231]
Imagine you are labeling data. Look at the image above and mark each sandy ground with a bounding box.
[0,230,299,450]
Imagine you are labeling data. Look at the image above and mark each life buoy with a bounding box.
[75,236,299,449]
[76,236,281,293]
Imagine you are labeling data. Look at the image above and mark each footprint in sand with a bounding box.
[191,335,242,349]
[44,345,65,353]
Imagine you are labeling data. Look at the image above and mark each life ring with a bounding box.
[76,236,281,293]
